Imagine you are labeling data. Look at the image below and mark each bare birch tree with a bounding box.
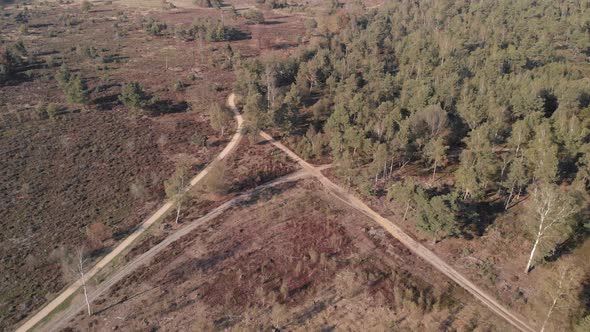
[539,262,582,332]
[62,246,92,316]
[164,161,190,224]
[208,102,233,137]
[524,183,581,273]
[77,248,92,316]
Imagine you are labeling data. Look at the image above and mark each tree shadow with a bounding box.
[93,94,120,111]
[460,197,505,238]
[150,100,189,116]
[230,166,292,193]
[271,42,298,50]
[261,20,284,25]
[242,182,297,206]
[545,210,590,263]
[35,49,60,57]
[29,23,53,29]
[103,54,130,64]
[579,277,590,315]
[164,244,241,284]
[93,287,158,315]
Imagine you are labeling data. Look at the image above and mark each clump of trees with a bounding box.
[191,18,242,42]
[0,41,28,83]
[55,64,89,105]
[389,180,461,244]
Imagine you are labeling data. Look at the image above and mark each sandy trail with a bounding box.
[16,97,244,332]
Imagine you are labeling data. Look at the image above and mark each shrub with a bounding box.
[47,103,59,121]
[76,45,99,59]
[36,103,48,120]
[243,9,264,24]
[81,0,92,13]
[86,222,112,245]
[145,18,167,36]
[173,80,186,92]
[191,132,207,146]
[14,10,29,24]
[191,18,242,42]
[55,64,71,88]
[257,0,288,10]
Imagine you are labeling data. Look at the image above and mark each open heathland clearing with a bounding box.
[64,180,512,331]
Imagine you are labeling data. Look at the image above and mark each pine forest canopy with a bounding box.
[234,0,590,267]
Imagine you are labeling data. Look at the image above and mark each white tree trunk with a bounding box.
[540,297,558,332]
[432,160,437,181]
[175,202,181,224]
[525,236,540,273]
[505,184,515,210]
[403,203,410,221]
[78,251,92,316]
[82,277,91,316]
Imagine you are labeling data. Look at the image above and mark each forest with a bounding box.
[233,0,589,328]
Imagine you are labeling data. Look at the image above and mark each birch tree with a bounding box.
[524,183,581,273]
[164,161,190,224]
[208,102,233,137]
[76,248,92,316]
[62,247,92,316]
[454,126,497,200]
[539,262,583,332]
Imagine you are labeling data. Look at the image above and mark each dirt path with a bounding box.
[37,168,323,331]
[16,98,244,332]
[241,100,535,331]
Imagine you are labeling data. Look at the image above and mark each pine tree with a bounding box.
[243,91,268,136]
[417,193,459,244]
[455,126,497,200]
[388,179,422,221]
[65,75,89,105]
[274,84,300,135]
[525,121,559,183]
[55,63,71,89]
